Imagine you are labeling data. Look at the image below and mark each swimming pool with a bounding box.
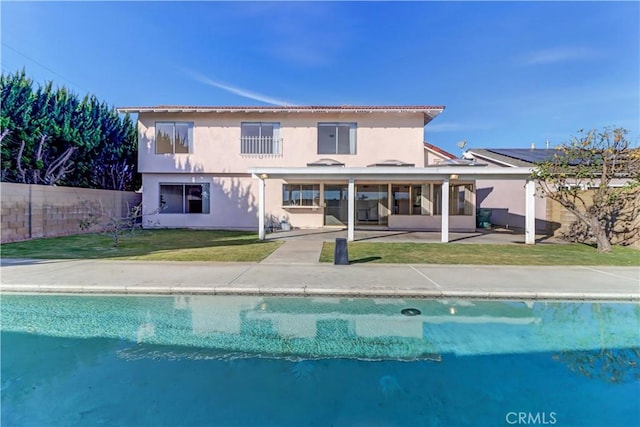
[2,294,639,426]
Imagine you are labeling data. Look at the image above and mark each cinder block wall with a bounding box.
[546,189,640,248]
[1,183,141,243]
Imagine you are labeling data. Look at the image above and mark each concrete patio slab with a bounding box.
[264,227,563,245]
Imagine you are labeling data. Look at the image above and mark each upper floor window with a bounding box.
[318,123,357,155]
[156,122,193,154]
[241,122,281,155]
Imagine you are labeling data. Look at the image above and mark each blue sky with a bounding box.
[2,1,638,156]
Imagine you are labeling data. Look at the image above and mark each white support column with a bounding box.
[525,179,536,245]
[347,178,355,241]
[441,178,450,243]
[258,177,265,240]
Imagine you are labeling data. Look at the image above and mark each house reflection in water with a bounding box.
[172,296,550,360]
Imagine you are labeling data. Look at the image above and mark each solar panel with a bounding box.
[487,149,557,164]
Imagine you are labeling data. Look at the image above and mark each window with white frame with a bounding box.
[318,123,357,155]
[282,184,320,207]
[241,122,281,154]
[155,122,193,154]
[159,183,210,214]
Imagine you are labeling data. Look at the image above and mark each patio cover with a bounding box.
[248,166,536,243]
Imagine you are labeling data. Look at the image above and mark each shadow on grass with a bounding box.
[349,256,382,264]
[0,258,72,267]
[266,228,347,240]
[0,229,280,260]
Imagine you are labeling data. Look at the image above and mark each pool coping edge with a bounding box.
[1,285,638,301]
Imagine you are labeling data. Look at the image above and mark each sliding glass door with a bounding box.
[355,184,388,226]
[324,185,349,226]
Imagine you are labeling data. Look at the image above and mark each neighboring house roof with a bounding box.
[424,142,457,160]
[466,148,557,167]
[116,105,446,125]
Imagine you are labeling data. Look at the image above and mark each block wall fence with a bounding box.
[545,188,640,248]
[1,183,141,243]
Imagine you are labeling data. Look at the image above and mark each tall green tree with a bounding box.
[532,128,640,253]
[0,69,140,190]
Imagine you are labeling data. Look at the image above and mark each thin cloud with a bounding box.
[260,3,352,67]
[181,68,296,106]
[522,47,601,65]
[270,44,331,67]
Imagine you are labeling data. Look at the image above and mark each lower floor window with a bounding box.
[450,183,474,216]
[277,182,473,215]
[160,183,210,214]
[283,184,320,207]
[391,182,473,216]
[392,184,425,215]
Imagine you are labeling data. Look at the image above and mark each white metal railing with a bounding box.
[240,136,283,156]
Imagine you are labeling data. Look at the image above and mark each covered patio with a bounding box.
[262,227,560,245]
[249,166,537,244]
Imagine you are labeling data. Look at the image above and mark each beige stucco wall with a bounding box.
[424,149,452,166]
[142,176,478,232]
[137,112,425,173]
[142,174,321,230]
[1,183,141,243]
[475,179,548,231]
[141,174,257,230]
[136,111,482,232]
[472,158,549,232]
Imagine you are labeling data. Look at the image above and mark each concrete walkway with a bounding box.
[1,258,638,301]
[260,240,324,264]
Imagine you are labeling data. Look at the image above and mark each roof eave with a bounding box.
[249,166,534,181]
[116,106,447,116]
[424,142,457,160]
[466,150,519,168]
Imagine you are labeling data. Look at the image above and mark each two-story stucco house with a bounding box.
[116,105,538,243]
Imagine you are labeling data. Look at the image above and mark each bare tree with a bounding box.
[78,200,144,247]
[532,128,640,253]
[14,134,76,186]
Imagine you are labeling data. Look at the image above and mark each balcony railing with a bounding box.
[240,136,283,157]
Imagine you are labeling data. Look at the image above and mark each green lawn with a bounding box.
[0,229,282,262]
[320,242,640,266]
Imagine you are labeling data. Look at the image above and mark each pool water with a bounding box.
[1,295,639,426]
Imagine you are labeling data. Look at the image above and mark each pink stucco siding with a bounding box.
[137,112,425,174]
[473,157,548,231]
[137,109,470,231]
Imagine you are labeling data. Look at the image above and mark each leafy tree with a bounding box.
[532,128,640,253]
[0,69,140,190]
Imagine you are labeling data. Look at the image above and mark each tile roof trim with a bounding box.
[424,142,457,160]
[117,105,446,113]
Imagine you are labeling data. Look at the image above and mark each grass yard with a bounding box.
[0,229,282,262]
[320,241,640,266]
